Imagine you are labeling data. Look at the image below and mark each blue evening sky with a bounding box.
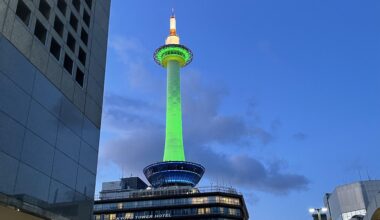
[97,1,380,219]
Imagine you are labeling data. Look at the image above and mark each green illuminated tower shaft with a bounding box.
[154,13,193,162]
[164,60,185,161]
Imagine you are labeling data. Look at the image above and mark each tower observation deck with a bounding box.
[144,12,205,188]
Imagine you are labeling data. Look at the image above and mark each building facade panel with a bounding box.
[52,148,79,189]
[56,122,82,161]
[14,162,51,202]
[0,151,19,193]
[0,110,26,158]
[21,130,55,176]
[27,99,60,145]
[79,140,98,173]
[32,72,63,117]
[0,32,37,93]
[0,69,32,125]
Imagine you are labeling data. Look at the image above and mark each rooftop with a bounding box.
[96,185,241,201]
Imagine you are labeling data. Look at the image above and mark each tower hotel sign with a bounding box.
[116,213,171,220]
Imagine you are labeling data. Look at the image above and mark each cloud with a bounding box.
[181,73,276,146]
[108,36,163,92]
[292,132,308,141]
[99,36,309,195]
[189,147,309,194]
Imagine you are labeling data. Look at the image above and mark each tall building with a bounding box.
[0,0,110,219]
[324,180,380,220]
[94,12,249,220]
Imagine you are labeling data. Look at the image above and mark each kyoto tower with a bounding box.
[144,12,205,188]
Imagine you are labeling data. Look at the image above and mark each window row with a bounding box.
[20,0,92,31]
[16,0,90,47]
[94,196,241,211]
[57,0,92,29]
[15,0,87,87]
[95,207,242,220]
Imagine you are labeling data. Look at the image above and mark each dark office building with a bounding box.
[0,0,110,219]
[94,177,249,220]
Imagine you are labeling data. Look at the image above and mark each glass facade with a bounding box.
[0,0,110,219]
[0,32,97,219]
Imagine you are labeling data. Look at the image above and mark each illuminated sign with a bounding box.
[116,213,171,220]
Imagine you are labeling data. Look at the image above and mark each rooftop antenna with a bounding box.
[366,169,372,181]
[358,169,362,181]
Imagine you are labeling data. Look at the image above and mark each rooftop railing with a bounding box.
[94,186,241,201]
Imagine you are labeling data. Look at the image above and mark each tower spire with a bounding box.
[166,10,179,44]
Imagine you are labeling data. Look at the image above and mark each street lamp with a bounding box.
[309,207,328,220]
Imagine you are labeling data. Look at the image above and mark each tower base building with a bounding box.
[94,177,249,220]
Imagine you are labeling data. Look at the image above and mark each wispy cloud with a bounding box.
[292,132,308,141]
[108,36,163,92]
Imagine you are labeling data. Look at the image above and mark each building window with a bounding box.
[78,47,86,65]
[63,54,73,74]
[109,214,116,220]
[57,0,67,16]
[75,68,84,86]
[53,16,64,37]
[38,0,51,20]
[85,0,92,9]
[50,38,61,60]
[72,0,80,12]
[34,20,47,44]
[66,32,76,52]
[69,13,78,31]
[83,9,90,27]
[16,0,31,26]
[80,28,88,45]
